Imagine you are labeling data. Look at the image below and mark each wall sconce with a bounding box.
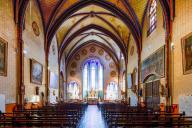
[171,42,175,50]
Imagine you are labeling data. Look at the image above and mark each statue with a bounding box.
[90,87,95,98]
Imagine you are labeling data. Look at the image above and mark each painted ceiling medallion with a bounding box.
[110,71,117,77]
[105,55,111,61]
[90,46,96,53]
[81,49,87,56]
[75,54,80,60]
[32,21,40,36]
[70,71,76,77]
[130,46,134,56]
[109,62,115,69]
[98,49,104,56]
[71,62,77,68]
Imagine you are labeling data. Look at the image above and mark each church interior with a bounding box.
[1,0,192,127]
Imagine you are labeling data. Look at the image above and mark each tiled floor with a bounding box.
[78,105,107,128]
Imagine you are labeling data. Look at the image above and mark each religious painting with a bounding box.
[0,38,8,76]
[141,46,165,82]
[32,21,40,36]
[182,32,192,74]
[130,46,134,56]
[30,59,43,85]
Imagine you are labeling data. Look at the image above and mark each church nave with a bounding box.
[1,0,192,127]
[78,105,106,128]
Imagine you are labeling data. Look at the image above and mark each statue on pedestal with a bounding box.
[90,87,95,98]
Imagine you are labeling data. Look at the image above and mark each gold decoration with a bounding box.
[109,62,115,69]
[75,54,80,60]
[90,46,96,53]
[110,71,116,77]
[98,49,104,56]
[32,21,40,36]
[71,62,77,68]
[70,71,76,77]
[81,49,87,55]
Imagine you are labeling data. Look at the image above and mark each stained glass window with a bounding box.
[106,82,118,100]
[148,0,157,35]
[67,81,79,99]
[82,58,104,99]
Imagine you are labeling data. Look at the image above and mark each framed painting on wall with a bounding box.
[141,46,165,82]
[182,32,192,74]
[30,59,43,85]
[0,37,8,76]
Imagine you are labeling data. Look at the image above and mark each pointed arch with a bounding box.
[47,0,142,54]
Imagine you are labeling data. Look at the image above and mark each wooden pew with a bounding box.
[0,102,88,127]
[99,102,192,127]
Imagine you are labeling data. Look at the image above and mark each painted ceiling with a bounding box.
[20,0,157,63]
[37,0,148,28]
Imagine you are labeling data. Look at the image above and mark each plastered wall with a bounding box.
[48,35,59,102]
[172,0,192,104]
[142,0,166,104]
[0,0,17,104]
[22,0,45,103]
[127,35,138,106]
[142,0,166,61]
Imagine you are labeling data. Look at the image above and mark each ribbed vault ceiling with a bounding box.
[56,4,130,61]
[18,0,169,64]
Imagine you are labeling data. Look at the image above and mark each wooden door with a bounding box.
[145,80,160,110]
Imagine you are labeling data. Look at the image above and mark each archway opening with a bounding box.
[143,74,160,111]
[82,58,104,100]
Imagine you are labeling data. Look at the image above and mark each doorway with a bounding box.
[144,75,160,111]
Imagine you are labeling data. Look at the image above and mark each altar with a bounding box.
[87,97,98,105]
[87,88,99,104]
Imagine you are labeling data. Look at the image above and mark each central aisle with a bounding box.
[79,105,106,128]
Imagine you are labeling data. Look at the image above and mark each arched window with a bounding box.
[148,0,157,35]
[106,82,118,100]
[83,58,104,99]
[67,81,79,99]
